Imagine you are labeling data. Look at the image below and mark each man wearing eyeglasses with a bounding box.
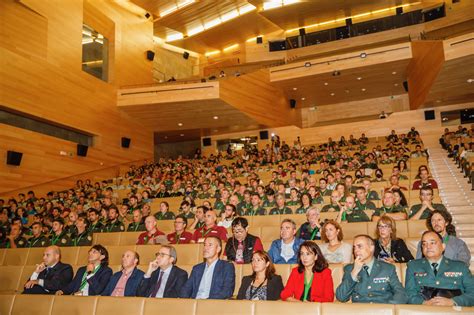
[405,231,474,306]
[137,245,188,298]
[225,217,263,264]
[408,187,447,220]
[167,215,193,244]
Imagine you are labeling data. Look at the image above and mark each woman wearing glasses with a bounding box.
[237,251,284,300]
[374,215,413,263]
[280,241,334,302]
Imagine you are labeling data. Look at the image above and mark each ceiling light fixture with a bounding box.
[392,71,397,75]
[213,116,219,120]
[361,88,366,91]
[324,82,328,86]
[332,70,341,76]
[293,87,297,90]
[180,134,184,137]
[178,123,183,126]
[330,93,335,96]
[304,62,312,67]
[357,77,362,80]
[223,44,239,52]
[301,97,306,101]
[360,52,367,58]
[467,79,474,83]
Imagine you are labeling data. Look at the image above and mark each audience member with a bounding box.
[167,215,193,244]
[225,217,263,264]
[191,209,227,243]
[297,207,322,241]
[102,250,144,296]
[136,216,165,245]
[319,220,352,264]
[374,215,413,263]
[268,219,304,264]
[127,209,146,232]
[408,187,447,220]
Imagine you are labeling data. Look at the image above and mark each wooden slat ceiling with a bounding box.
[273,59,410,107]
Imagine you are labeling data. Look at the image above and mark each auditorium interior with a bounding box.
[0,0,473,314]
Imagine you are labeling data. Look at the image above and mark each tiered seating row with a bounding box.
[0,294,472,315]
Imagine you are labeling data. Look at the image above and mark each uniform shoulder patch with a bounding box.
[61,239,67,244]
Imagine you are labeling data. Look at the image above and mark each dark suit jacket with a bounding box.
[237,275,284,300]
[102,267,145,296]
[179,259,235,299]
[23,262,73,294]
[63,265,113,295]
[374,238,414,263]
[137,265,188,298]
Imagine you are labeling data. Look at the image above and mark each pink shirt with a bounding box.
[111,269,132,297]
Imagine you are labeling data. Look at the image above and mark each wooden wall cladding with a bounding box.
[0,0,155,194]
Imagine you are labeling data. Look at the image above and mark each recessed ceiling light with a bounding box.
[394,83,399,86]
[304,62,312,67]
[357,77,362,80]
[467,79,474,83]
[293,87,297,90]
[436,99,442,103]
[324,82,328,86]
[301,97,305,101]
[361,88,366,91]
[164,136,168,139]
[360,52,367,58]
[345,89,350,93]
[330,93,335,96]
[180,133,184,136]
[392,71,397,75]
[213,116,218,120]
[332,70,340,76]
[178,123,183,126]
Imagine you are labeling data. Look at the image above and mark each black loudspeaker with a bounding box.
[146,50,155,61]
[402,81,409,92]
[256,36,263,44]
[121,137,131,148]
[424,110,436,120]
[183,52,189,59]
[396,7,403,15]
[290,99,296,109]
[346,18,353,26]
[77,144,88,157]
[6,151,23,166]
[145,13,151,19]
[299,28,306,36]
[259,131,269,140]
[202,138,211,147]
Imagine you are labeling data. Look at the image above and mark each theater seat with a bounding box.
[329,264,344,291]
[136,245,158,264]
[2,248,29,266]
[404,237,419,258]
[408,220,427,238]
[260,226,280,242]
[233,264,243,297]
[60,247,80,265]
[119,232,142,245]
[174,244,201,265]
[0,294,15,315]
[95,296,145,314]
[77,245,134,266]
[255,300,320,315]
[143,298,196,315]
[25,247,46,265]
[321,302,394,315]
[18,265,37,292]
[247,226,261,239]
[0,266,23,293]
[0,249,6,265]
[400,263,408,286]
[96,232,122,246]
[195,299,253,315]
[395,304,474,315]
[156,221,174,233]
[340,222,368,239]
[10,294,55,315]
[253,215,280,227]
[51,295,97,315]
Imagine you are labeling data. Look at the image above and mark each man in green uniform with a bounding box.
[1,224,27,248]
[49,218,71,247]
[337,195,371,223]
[321,190,341,212]
[409,187,447,220]
[127,209,146,232]
[336,234,407,304]
[243,194,266,216]
[405,231,474,306]
[70,214,93,247]
[269,194,293,215]
[103,206,125,232]
[372,191,407,221]
[362,179,380,200]
[28,222,49,248]
[354,187,377,211]
[88,209,104,233]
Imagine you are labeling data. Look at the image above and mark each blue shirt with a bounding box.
[196,259,218,299]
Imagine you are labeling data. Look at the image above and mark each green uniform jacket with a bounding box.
[28,235,49,247]
[405,257,474,306]
[244,207,266,216]
[269,206,292,215]
[373,205,406,217]
[70,231,93,247]
[127,222,146,232]
[154,211,175,220]
[103,220,125,233]
[89,222,104,234]
[321,204,340,212]
[295,206,311,214]
[408,203,448,219]
[336,259,407,304]
[49,231,71,247]
[344,209,371,222]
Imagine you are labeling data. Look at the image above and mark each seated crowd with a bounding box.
[1,128,472,306]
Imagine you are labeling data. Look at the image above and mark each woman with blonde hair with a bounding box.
[374,215,413,263]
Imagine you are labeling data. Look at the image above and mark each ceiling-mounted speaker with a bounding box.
[396,7,403,15]
[256,36,263,44]
[299,28,306,36]
[146,50,155,61]
[7,151,23,166]
[145,13,151,19]
[424,110,435,121]
[77,144,88,157]
[202,138,211,147]
[402,81,409,92]
[183,51,189,59]
[121,137,131,148]
[259,131,269,140]
[346,18,353,26]
[290,99,296,109]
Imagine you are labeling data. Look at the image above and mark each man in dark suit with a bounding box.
[57,244,112,296]
[102,250,144,296]
[23,245,73,294]
[137,245,187,298]
[180,236,235,299]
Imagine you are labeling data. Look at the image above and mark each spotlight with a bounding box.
[360,52,367,58]
[304,62,312,67]
[332,70,340,76]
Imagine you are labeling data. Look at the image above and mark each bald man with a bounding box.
[136,216,165,245]
[191,209,227,243]
[23,245,73,294]
[102,250,145,296]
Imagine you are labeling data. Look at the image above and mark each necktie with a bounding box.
[363,265,369,277]
[149,271,164,297]
[431,263,438,276]
[43,267,51,278]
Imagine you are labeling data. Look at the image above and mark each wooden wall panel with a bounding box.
[0,0,154,194]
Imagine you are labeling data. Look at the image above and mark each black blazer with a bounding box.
[374,238,414,263]
[63,265,113,295]
[23,262,73,294]
[137,265,188,298]
[237,275,284,301]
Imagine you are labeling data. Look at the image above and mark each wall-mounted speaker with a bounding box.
[290,99,296,109]
[396,7,403,15]
[346,18,353,26]
[299,28,306,36]
[402,81,409,92]
[259,131,269,140]
[424,110,435,120]
[121,137,131,148]
[202,138,212,147]
[77,144,88,157]
[256,36,263,44]
[145,13,151,19]
[146,50,155,61]
[7,151,23,166]
[183,51,189,59]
